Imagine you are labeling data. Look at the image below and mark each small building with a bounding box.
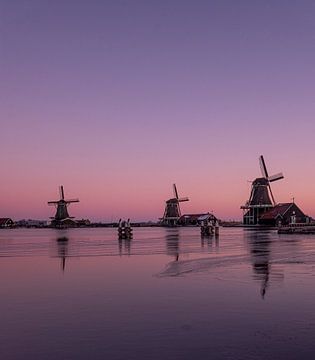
[50,218,77,228]
[0,218,14,228]
[178,213,217,226]
[258,203,309,226]
[76,219,91,227]
[16,219,48,228]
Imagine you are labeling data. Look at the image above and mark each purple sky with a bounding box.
[1,1,315,221]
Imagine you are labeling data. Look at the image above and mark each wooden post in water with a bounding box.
[215,220,219,236]
[200,219,214,236]
[200,218,219,237]
[118,218,133,239]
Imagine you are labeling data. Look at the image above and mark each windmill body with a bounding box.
[48,186,79,226]
[53,200,71,221]
[241,156,284,225]
[161,184,189,226]
[249,178,273,207]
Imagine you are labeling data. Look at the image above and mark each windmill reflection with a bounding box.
[118,237,132,256]
[247,231,272,299]
[57,236,69,272]
[165,229,180,261]
[201,233,219,250]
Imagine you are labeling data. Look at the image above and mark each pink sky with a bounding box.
[1,1,315,221]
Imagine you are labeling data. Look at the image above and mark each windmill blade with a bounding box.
[59,185,65,200]
[259,155,269,178]
[48,201,59,205]
[65,198,80,203]
[173,184,179,199]
[268,183,276,205]
[268,172,284,182]
[248,185,255,204]
[178,197,189,202]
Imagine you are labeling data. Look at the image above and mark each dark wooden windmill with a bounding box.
[241,156,284,225]
[48,186,79,226]
[161,184,189,226]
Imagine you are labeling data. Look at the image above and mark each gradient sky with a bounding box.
[1,0,315,221]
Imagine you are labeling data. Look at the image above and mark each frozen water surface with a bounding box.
[1,227,315,359]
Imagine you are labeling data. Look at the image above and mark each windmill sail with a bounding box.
[173,184,179,199]
[59,186,65,200]
[268,173,284,182]
[259,155,269,178]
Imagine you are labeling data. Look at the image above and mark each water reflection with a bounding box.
[165,229,179,261]
[246,230,283,299]
[201,233,219,251]
[56,236,69,272]
[3,228,315,360]
[118,237,132,256]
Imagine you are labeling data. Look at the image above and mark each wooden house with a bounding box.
[258,203,308,226]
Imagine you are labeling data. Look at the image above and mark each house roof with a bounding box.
[259,203,293,220]
[198,214,216,221]
[180,213,206,219]
[179,213,217,221]
[0,218,13,226]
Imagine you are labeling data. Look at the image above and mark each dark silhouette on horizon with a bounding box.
[48,185,79,227]
[161,184,189,226]
[241,155,284,225]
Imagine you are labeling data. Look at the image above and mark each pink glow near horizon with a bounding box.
[1,1,315,221]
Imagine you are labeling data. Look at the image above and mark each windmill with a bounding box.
[48,186,79,226]
[241,156,284,225]
[161,184,189,226]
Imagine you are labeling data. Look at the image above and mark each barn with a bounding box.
[258,203,309,226]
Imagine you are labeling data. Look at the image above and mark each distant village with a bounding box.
[0,156,312,230]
